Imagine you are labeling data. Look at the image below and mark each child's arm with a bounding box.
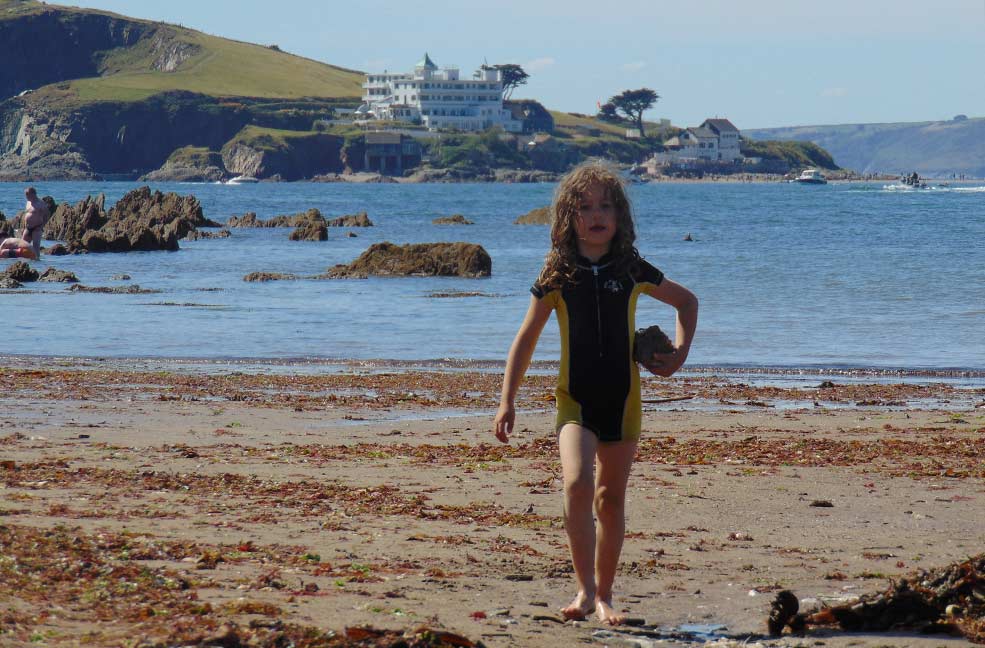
[643,278,698,377]
[494,295,553,443]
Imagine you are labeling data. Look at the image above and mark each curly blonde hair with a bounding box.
[536,161,640,290]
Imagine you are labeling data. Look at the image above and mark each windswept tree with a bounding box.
[608,88,659,137]
[596,101,621,123]
[493,64,529,100]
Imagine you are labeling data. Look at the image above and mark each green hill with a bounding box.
[0,0,363,104]
[745,117,985,178]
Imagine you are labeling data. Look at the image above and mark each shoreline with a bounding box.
[4,175,983,186]
[0,362,982,646]
[3,354,985,383]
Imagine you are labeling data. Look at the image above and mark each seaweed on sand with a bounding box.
[768,554,985,643]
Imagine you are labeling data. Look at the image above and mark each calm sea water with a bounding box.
[3,180,983,372]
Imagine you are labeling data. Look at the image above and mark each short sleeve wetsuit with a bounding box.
[532,252,664,443]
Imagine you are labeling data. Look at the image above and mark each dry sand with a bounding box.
[0,363,983,647]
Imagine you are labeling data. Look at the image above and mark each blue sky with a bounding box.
[67,0,984,129]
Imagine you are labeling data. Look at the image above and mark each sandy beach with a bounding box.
[1,362,983,647]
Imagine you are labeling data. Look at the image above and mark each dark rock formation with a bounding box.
[327,212,373,227]
[45,194,108,243]
[111,274,132,281]
[267,208,323,228]
[432,214,474,225]
[68,284,159,294]
[243,272,298,282]
[184,229,231,241]
[38,268,79,283]
[514,206,552,225]
[43,187,215,253]
[226,212,262,228]
[289,222,328,241]
[2,261,39,282]
[325,242,492,278]
[44,244,69,256]
[0,211,11,238]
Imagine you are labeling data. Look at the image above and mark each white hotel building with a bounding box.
[357,54,523,133]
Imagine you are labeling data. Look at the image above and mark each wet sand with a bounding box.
[0,363,983,647]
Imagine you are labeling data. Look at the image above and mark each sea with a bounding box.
[2,180,984,382]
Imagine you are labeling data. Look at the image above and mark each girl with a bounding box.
[493,162,698,625]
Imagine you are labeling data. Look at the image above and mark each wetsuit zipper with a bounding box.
[592,265,603,357]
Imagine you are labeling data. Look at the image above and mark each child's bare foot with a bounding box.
[561,591,595,620]
[595,598,626,625]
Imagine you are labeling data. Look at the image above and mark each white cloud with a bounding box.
[622,61,647,72]
[821,87,849,98]
[524,57,556,72]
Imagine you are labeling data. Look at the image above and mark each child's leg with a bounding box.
[593,439,638,624]
[557,423,598,619]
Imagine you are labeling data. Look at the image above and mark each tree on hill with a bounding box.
[492,64,529,100]
[608,88,659,137]
[597,102,622,123]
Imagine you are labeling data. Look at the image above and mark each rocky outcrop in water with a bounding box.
[43,187,216,253]
[226,212,261,228]
[38,268,79,283]
[514,206,552,225]
[68,284,159,294]
[327,212,373,227]
[268,209,323,228]
[45,194,108,243]
[432,214,473,225]
[243,272,298,282]
[1,261,38,282]
[183,229,230,241]
[289,222,327,241]
[325,242,492,278]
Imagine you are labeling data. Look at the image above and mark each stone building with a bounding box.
[363,132,422,174]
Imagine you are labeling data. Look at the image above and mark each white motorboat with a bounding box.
[793,168,827,184]
[226,175,259,184]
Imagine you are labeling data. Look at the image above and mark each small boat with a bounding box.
[226,175,259,184]
[793,168,827,184]
[899,172,929,189]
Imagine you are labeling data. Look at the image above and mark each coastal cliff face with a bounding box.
[222,133,346,181]
[0,8,149,99]
[0,93,253,180]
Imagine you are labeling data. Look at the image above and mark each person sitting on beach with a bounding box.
[493,162,699,625]
[1,187,49,260]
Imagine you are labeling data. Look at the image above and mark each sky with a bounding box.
[66,0,985,130]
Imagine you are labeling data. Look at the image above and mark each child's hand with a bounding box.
[493,403,515,444]
[644,349,683,377]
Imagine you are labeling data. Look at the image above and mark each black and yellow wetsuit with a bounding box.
[532,253,664,443]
